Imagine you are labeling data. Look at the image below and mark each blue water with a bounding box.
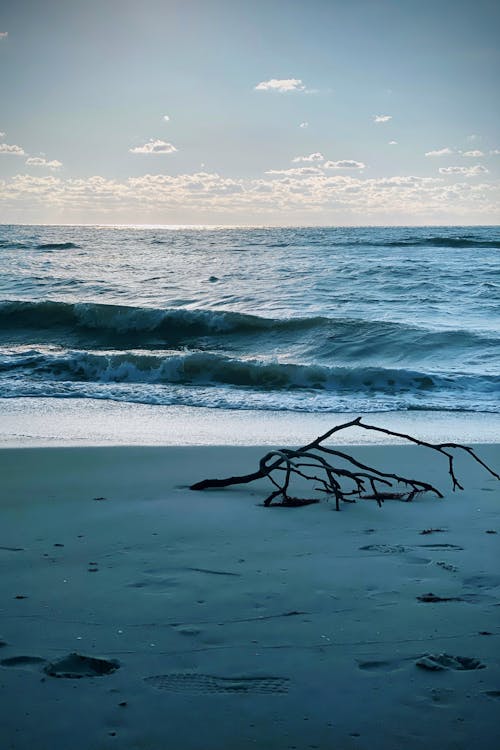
[0,224,498,414]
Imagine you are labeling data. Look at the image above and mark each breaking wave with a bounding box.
[0,300,497,359]
[2,347,497,395]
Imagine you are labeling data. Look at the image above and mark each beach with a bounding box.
[1,225,499,747]
[1,440,499,750]
[2,0,500,745]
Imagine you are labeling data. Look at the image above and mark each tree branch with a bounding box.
[189,417,499,510]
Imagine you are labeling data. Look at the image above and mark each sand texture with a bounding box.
[0,444,499,749]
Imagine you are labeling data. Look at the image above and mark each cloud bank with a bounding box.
[2,167,497,224]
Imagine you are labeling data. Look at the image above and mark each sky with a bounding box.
[0,0,499,225]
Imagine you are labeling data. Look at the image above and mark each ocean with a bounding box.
[0,224,498,426]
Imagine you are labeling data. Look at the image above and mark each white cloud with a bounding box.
[373,115,392,123]
[292,152,324,163]
[26,157,62,170]
[323,160,366,170]
[299,122,309,129]
[490,149,500,156]
[0,32,8,39]
[265,167,323,176]
[163,115,170,122]
[389,141,398,145]
[439,165,488,177]
[462,150,484,157]
[1,169,498,223]
[254,78,305,93]
[467,134,479,142]
[425,148,453,157]
[0,131,5,138]
[0,143,25,155]
[129,139,177,155]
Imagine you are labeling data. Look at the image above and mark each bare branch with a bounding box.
[189,417,499,510]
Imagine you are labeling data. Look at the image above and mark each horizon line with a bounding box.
[1,222,499,230]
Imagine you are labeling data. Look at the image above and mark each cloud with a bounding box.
[373,115,392,123]
[265,167,323,176]
[490,149,500,156]
[163,115,170,122]
[0,143,25,155]
[254,78,305,93]
[425,148,453,157]
[26,157,62,170]
[323,160,366,170]
[292,152,324,163]
[389,141,398,145]
[439,165,488,177]
[462,150,484,157]
[129,139,177,154]
[1,169,498,223]
[467,134,479,142]
[0,32,8,39]
[299,122,309,129]
[0,131,5,138]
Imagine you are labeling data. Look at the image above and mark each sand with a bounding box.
[1,443,499,750]
[2,397,500,447]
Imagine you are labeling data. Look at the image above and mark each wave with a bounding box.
[385,237,500,249]
[0,300,498,369]
[2,347,497,396]
[342,236,500,250]
[35,242,81,250]
[3,381,497,414]
[0,240,31,250]
[0,299,324,337]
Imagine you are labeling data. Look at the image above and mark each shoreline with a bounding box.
[1,397,499,448]
[1,442,499,749]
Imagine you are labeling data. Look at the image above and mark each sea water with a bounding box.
[0,225,498,419]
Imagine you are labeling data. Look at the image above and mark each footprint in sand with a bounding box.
[416,654,485,671]
[1,656,46,671]
[44,653,120,678]
[144,672,289,695]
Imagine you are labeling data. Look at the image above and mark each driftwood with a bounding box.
[190,417,499,510]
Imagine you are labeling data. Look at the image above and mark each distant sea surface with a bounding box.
[0,225,498,415]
